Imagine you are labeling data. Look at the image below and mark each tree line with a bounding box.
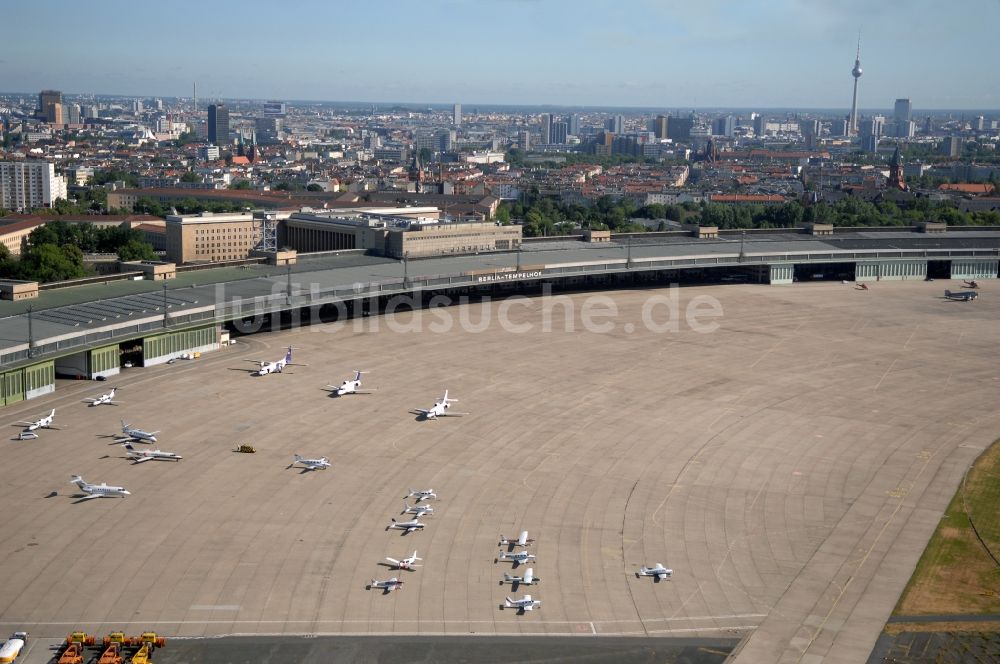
[500,194,1000,237]
[0,221,157,283]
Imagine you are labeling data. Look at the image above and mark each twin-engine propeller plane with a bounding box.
[246,346,305,376]
[290,454,331,471]
[636,563,673,581]
[84,387,120,406]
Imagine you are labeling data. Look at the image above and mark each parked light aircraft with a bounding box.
[387,518,425,534]
[414,391,467,419]
[249,346,302,376]
[326,370,374,396]
[368,578,404,593]
[406,488,437,502]
[70,475,130,500]
[117,420,159,443]
[500,567,538,590]
[15,409,57,431]
[499,531,535,550]
[495,550,536,567]
[401,502,434,517]
[122,442,181,464]
[963,280,980,289]
[384,551,422,570]
[636,563,673,581]
[291,454,331,470]
[501,594,541,612]
[84,387,120,406]
[945,289,978,301]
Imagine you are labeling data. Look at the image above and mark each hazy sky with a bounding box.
[5,0,999,110]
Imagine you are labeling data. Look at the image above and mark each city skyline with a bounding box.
[3,0,1000,111]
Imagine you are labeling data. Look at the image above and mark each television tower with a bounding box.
[848,32,863,136]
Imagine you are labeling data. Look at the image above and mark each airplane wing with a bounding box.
[415,409,432,415]
[77,493,102,500]
[440,412,468,417]
[130,456,153,464]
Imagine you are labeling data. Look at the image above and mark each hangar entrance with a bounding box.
[794,262,856,282]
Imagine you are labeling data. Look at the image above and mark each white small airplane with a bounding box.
[84,387,120,406]
[387,518,425,534]
[636,563,673,581]
[384,551,422,570]
[500,567,538,589]
[501,594,541,612]
[291,454,331,470]
[117,420,159,443]
[415,390,467,419]
[16,409,58,431]
[70,475,130,500]
[250,346,302,376]
[406,488,437,502]
[401,501,434,517]
[122,442,182,464]
[368,577,404,593]
[495,550,536,566]
[499,531,535,550]
[326,370,375,396]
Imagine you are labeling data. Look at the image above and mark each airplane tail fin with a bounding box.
[70,475,85,487]
[285,346,292,363]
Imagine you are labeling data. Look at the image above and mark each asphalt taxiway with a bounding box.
[1,281,997,664]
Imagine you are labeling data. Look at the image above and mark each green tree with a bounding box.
[180,171,201,183]
[495,206,511,224]
[117,239,157,262]
[306,183,324,192]
[418,147,433,164]
[17,244,85,282]
[229,180,253,190]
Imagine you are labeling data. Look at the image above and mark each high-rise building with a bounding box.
[860,134,878,152]
[833,118,849,137]
[567,113,580,136]
[66,103,81,125]
[453,103,462,127]
[893,99,911,124]
[208,104,230,146]
[45,103,63,125]
[940,136,962,157]
[606,114,625,134]
[263,101,286,116]
[518,130,531,152]
[974,115,985,131]
[666,116,693,141]
[541,113,552,144]
[0,161,68,212]
[753,114,766,137]
[132,99,143,114]
[859,116,884,138]
[848,35,863,136]
[712,116,735,137]
[255,117,283,144]
[653,115,668,139]
[550,121,568,144]
[38,90,62,120]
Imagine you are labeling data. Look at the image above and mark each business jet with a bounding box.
[70,475,130,500]
[500,567,538,590]
[248,346,303,376]
[15,409,58,431]
[384,551,422,570]
[406,488,437,502]
[945,289,978,301]
[636,563,673,581]
[290,454,331,470]
[84,387,121,406]
[387,518,425,534]
[122,442,182,463]
[368,578,404,593]
[326,370,375,396]
[401,502,434,517]
[116,420,159,443]
[495,550,536,566]
[501,594,541,612]
[499,531,535,550]
[414,391,467,419]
